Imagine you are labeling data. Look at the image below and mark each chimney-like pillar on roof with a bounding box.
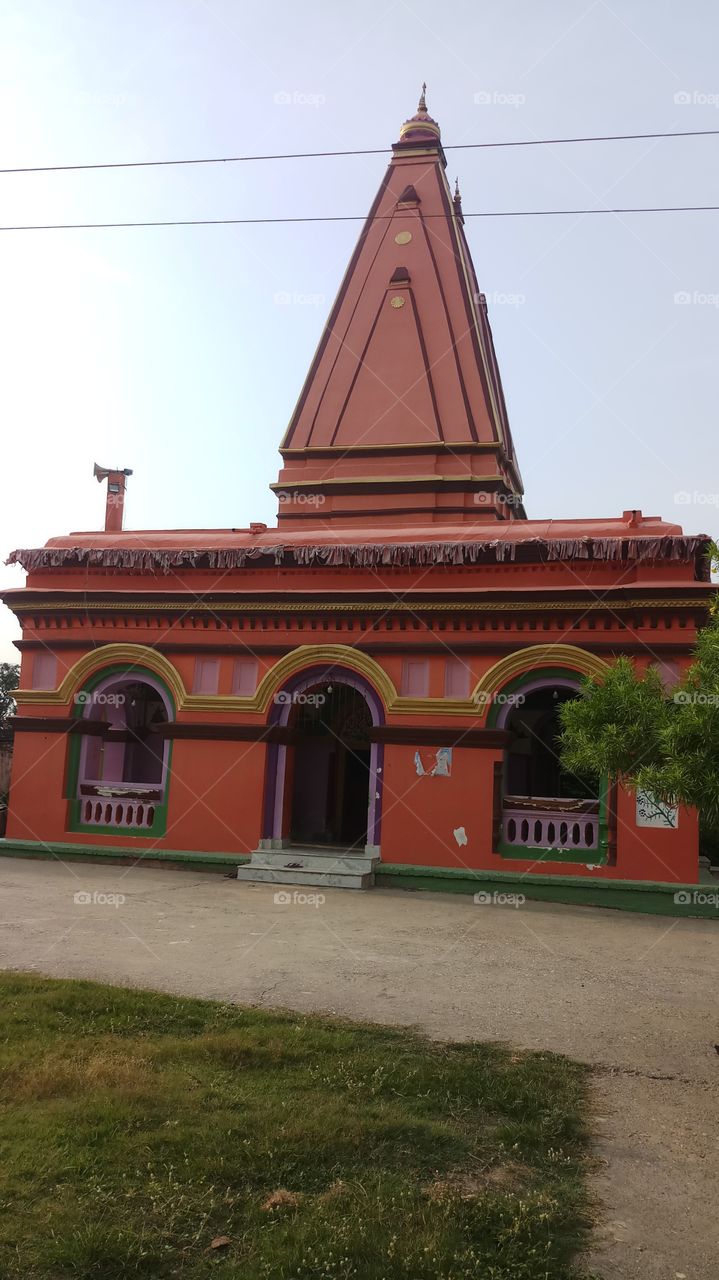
[93,463,133,532]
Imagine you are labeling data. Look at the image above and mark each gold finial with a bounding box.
[418,81,427,112]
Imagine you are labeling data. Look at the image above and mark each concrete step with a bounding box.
[246,853,376,875]
[236,845,378,890]
[236,865,373,890]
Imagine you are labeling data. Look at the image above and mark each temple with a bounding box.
[2,92,713,900]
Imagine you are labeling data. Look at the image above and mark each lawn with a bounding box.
[0,973,596,1279]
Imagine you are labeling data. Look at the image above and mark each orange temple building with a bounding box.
[2,93,714,910]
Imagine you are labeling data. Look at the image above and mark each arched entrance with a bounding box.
[73,671,173,835]
[263,667,383,854]
[289,682,371,848]
[496,676,603,858]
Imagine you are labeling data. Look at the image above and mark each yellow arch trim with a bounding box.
[252,644,398,714]
[15,643,187,710]
[472,643,609,717]
[15,640,608,721]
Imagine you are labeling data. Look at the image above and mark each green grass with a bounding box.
[0,973,596,1279]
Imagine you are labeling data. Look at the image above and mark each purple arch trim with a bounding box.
[263,664,385,848]
[495,673,583,730]
[78,670,173,792]
[81,671,174,720]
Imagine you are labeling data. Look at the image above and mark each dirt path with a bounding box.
[0,856,715,1278]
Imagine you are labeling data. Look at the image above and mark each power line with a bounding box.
[1,128,718,176]
[1,206,718,232]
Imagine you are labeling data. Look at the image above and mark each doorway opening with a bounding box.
[500,683,600,854]
[288,682,372,849]
[504,686,590,800]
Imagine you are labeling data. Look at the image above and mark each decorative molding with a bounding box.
[280,442,502,457]
[4,639,621,725]
[13,643,187,710]
[250,645,398,714]
[270,473,503,488]
[473,643,610,716]
[7,596,708,616]
[13,642,400,716]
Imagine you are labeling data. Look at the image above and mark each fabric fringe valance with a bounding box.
[7,535,710,577]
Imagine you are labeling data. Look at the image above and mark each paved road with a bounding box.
[0,856,716,1279]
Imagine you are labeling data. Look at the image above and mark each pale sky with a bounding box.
[1,0,718,661]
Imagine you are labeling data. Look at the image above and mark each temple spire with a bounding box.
[275,96,524,526]
[418,81,427,112]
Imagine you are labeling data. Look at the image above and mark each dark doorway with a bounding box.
[505,687,593,801]
[289,682,372,849]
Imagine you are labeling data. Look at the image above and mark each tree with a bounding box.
[558,619,719,827]
[0,663,19,736]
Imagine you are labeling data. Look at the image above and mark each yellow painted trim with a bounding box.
[391,697,477,716]
[251,644,398,713]
[4,640,636,724]
[14,643,402,717]
[392,144,442,157]
[472,643,610,715]
[280,442,501,455]
[15,643,188,709]
[148,645,401,715]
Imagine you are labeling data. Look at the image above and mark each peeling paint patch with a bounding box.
[453,826,468,847]
[414,747,453,777]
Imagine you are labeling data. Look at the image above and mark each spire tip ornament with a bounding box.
[398,83,441,145]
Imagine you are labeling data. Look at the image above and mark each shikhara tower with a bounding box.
[276,87,523,526]
[2,93,713,907]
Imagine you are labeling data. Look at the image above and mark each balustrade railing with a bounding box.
[502,797,599,852]
[78,784,161,831]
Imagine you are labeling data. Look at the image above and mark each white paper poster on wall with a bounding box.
[635,789,678,829]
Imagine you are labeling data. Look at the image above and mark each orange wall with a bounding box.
[163,739,265,855]
[381,743,500,870]
[6,729,699,882]
[6,730,265,857]
[6,732,69,843]
[6,631,703,882]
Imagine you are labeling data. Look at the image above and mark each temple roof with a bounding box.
[275,90,524,527]
[6,513,712,581]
